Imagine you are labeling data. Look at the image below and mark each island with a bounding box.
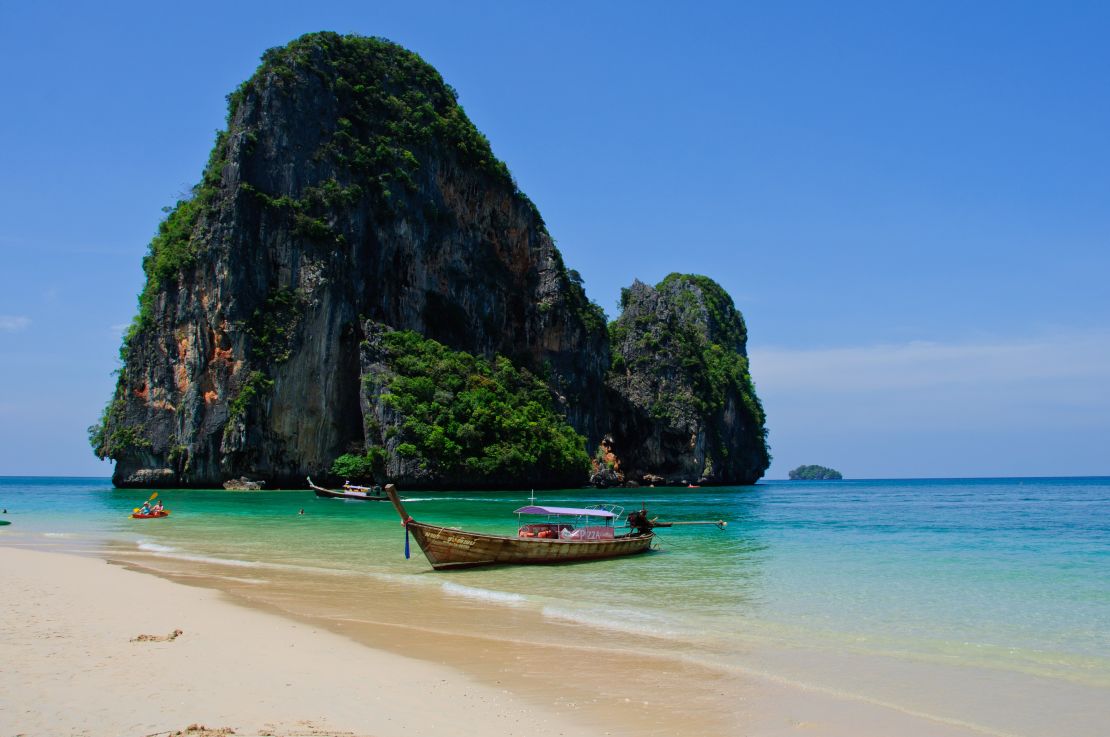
[88,32,770,490]
[788,465,843,480]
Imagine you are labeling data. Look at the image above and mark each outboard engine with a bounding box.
[627,509,654,535]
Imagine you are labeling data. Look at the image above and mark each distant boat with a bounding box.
[307,476,388,501]
[383,484,712,570]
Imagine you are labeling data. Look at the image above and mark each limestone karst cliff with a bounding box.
[604,275,770,486]
[90,32,768,488]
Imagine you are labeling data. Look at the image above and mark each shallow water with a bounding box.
[3,476,1108,735]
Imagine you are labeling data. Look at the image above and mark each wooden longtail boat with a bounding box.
[383,484,657,570]
[307,477,388,501]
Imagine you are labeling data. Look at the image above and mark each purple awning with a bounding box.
[513,505,617,518]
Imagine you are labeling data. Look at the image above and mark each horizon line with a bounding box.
[1,474,1108,484]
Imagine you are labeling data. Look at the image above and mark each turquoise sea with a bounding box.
[2,476,1108,735]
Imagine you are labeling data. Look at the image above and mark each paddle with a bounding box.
[131,491,159,515]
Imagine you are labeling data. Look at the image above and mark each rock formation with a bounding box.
[90,32,768,489]
[222,477,266,490]
[90,33,605,488]
[606,275,770,485]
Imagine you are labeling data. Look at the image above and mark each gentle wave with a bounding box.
[144,550,265,568]
[441,581,527,605]
[136,548,329,573]
[542,605,678,637]
[134,547,410,581]
[137,541,177,553]
[211,575,269,585]
[42,532,74,538]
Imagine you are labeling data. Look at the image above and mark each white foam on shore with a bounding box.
[135,549,313,572]
[441,581,527,605]
[542,605,678,638]
[134,548,374,578]
[211,575,269,585]
[42,532,74,538]
[148,551,265,568]
[137,541,176,553]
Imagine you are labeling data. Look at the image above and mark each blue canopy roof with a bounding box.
[513,505,617,518]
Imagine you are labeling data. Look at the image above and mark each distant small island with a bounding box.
[788,464,843,480]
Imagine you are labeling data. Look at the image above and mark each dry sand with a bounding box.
[0,546,600,737]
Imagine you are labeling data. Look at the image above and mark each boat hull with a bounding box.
[407,521,654,570]
[312,488,388,501]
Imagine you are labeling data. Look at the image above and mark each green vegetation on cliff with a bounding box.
[789,465,843,480]
[331,447,387,480]
[88,398,150,461]
[339,330,590,485]
[229,32,513,192]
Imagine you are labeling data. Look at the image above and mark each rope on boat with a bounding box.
[404,517,411,559]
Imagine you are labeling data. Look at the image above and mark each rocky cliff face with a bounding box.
[92,33,769,489]
[605,275,770,486]
[92,33,607,488]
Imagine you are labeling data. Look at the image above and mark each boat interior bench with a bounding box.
[518,523,570,538]
[517,523,615,540]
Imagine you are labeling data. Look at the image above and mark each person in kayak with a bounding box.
[151,500,164,515]
[138,501,153,515]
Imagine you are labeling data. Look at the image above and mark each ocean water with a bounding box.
[2,476,1108,732]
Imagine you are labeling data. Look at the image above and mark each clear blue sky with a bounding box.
[1,1,1107,479]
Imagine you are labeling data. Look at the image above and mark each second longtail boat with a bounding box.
[308,477,388,501]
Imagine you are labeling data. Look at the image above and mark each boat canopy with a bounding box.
[513,505,617,518]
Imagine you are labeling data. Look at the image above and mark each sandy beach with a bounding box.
[0,543,1049,737]
[0,546,605,737]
